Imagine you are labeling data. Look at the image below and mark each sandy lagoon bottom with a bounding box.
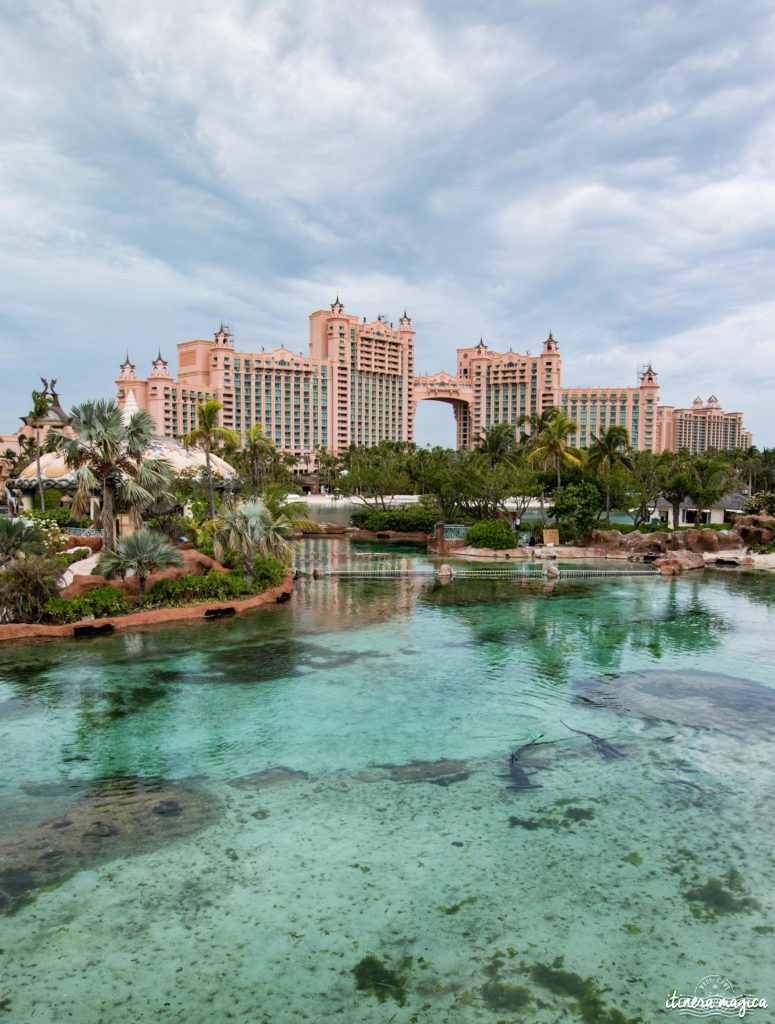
[1,541,774,1023]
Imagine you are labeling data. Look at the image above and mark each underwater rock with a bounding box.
[82,822,119,838]
[363,758,469,785]
[0,778,220,915]
[226,766,311,789]
[151,799,181,816]
[577,668,775,739]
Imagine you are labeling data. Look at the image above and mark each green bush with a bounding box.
[349,505,441,532]
[144,571,251,608]
[53,548,90,571]
[742,492,775,515]
[251,556,284,591]
[547,482,604,539]
[750,539,775,555]
[43,586,131,624]
[677,521,735,531]
[195,537,241,571]
[615,522,670,535]
[464,520,517,549]
[25,508,90,529]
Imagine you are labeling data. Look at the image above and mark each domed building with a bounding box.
[11,388,235,513]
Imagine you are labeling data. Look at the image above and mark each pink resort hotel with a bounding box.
[115,298,751,463]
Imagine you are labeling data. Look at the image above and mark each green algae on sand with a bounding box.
[352,953,410,1005]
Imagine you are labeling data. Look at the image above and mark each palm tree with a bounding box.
[46,399,172,552]
[183,399,238,519]
[528,411,583,487]
[517,407,559,446]
[95,531,184,604]
[242,424,276,497]
[213,486,319,580]
[26,388,51,511]
[0,519,45,567]
[473,422,518,465]
[587,425,632,526]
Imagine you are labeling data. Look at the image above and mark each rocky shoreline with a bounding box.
[0,573,295,644]
[431,514,775,576]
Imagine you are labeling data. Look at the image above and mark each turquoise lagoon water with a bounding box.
[1,538,774,1023]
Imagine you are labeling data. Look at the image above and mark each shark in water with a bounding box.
[500,735,543,791]
[560,721,626,760]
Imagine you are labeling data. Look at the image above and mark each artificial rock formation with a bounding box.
[585,515,773,572]
[61,546,228,600]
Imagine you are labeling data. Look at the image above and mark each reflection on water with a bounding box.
[0,539,774,1022]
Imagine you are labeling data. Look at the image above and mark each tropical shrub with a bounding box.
[251,556,284,591]
[25,508,90,529]
[53,548,90,571]
[677,521,735,531]
[96,531,184,602]
[614,522,670,535]
[144,571,251,608]
[750,539,775,554]
[349,505,441,532]
[0,555,64,623]
[547,481,604,539]
[0,518,45,565]
[742,492,775,515]
[43,586,131,624]
[464,520,517,549]
[195,536,241,572]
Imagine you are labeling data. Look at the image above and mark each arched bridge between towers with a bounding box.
[413,373,474,448]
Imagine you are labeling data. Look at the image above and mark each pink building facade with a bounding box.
[116,301,415,464]
[414,335,662,451]
[116,303,750,457]
[656,396,752,454]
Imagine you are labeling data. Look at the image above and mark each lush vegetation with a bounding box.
[0,555,64,623]
[0,519,45,566]
[43,586,131,624]
[349,504,442,532]
[46,398,174,552]
[144,570,251,607]
[23,508,90,529]
[6,377,775,625]
[96,531,185,603]
[464,520,518,549]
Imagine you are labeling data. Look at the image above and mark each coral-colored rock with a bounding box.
[587,530,623,552]
[1,574,295,644]
[653,550,705,574]
[62,575,112,598]
[624,531,669,556]
[58,535,103,554]
[180,548,229,575]
[682,528,721,553]
[729,514,775,548]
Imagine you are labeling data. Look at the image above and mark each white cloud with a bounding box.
[0,0,774,447]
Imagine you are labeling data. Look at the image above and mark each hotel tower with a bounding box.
[116,299,750,457]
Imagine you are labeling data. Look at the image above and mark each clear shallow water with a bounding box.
[1,542,774,1023]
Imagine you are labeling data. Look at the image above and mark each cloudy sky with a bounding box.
[1,0,773,447]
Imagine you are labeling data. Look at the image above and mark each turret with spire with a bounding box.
[150,350,172,378]
[119,353,137,380]
[213,322,233,347]
[331,295,344,315]
[542,332,559,354]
